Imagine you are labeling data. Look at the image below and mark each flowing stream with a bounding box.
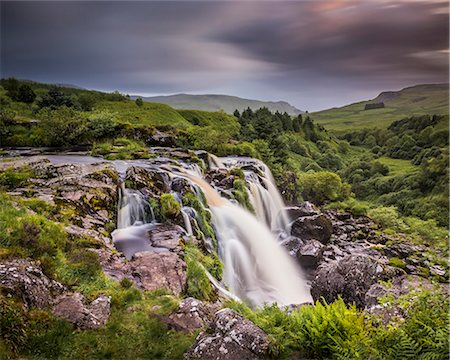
[46,151,312,307]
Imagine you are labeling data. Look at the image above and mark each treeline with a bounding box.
[0,77,128,112]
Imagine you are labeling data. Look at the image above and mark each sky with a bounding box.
[1,0,448,111]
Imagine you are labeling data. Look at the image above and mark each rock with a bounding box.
[365,275,443,324]
[149,223,187,252]
[92,248,134,282]
[286,202,319,219]
[53,293,111,329]
[171,177,193,194]
[0,259,65,309]
[297,240,324,268]
[161,298,218,332]
[185,308,270,360]
[311,254,394,308]
[131,252,187,295]
[148,130,177,147]
[291,214,333,244]
[125,166,170,195]
[281,236,305,256]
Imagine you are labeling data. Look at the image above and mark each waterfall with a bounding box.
[112,182,155,259]
[184,172,311,307]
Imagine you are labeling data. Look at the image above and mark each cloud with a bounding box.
[1,0,448,110]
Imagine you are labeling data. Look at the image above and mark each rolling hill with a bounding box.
[311,83,449,134]
[134,93,303,115]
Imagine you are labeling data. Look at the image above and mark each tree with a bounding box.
[233,109,240,118]
[77,93,97,111]
[17,85,36,104]
[281,112,293,131]
[293,114,302,132]
[36,87,75,110]
[135,97,144,107]
[3,78,19,100]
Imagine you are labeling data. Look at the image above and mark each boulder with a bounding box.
[0,259,64,309]
[185,308,270,360]
[281,237,304,256]
[149,223,187,252]
[286,202,319,219]
[297,240,324,268]
[311,254,394,308]
[125,166,171,195]
[131,252,187,295]
[161,297,219,333]
[53,293,111,329]
[291,214,333,244]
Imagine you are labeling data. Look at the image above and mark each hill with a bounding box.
[134,93,303,115]
[311,84,449,134]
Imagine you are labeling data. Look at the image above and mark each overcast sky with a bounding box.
[1,0,448,111]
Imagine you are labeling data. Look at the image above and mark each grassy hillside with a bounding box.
[312,84,449,134]
[138,93,302,115]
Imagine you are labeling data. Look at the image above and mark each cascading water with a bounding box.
[182,171,311,307]
[46,152,311,307]
[111,182,155,259]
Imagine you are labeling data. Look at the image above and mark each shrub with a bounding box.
[0,167,33,190]
[160,193,181,219]
[297,171,350,204]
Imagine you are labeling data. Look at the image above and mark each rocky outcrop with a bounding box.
[52,293,111,329]
[160,297,219,333]
[131,252,187,295]
[0,259,65,309]
[125,166,171,195]
[297,239,325,268]
[185,308,270,360]
[291,214,333,244]
[311,254,396,308]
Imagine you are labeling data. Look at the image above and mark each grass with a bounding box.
[96,100,193,129]
[377,157,420,176]
[311,84,449,134]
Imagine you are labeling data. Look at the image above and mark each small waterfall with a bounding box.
[219,157,290,233]
[117,182,154,228]
[184,172,311,307]
[112,182,155,259]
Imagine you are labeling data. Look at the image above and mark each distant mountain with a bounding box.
[312,83,449,134]
[133,94,303,115]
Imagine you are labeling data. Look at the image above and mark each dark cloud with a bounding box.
[1,1,448,110]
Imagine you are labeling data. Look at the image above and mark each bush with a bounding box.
[0,167,33,189]
[160,193,181,219]
[297,171,350,204]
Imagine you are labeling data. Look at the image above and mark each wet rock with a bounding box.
[297,240,324,268]
[311,254,394,308]
[131,252,187,295]
[161,298,219,332]
[171,177,193,194]
[281,236,305,256]
[185,308,270,360]
[65,224,111,249]
[0,259,65,309]
[53,293,111,329]
[149,223,187,252]
[291,214,333,244]
[286,202,319,219]
[125,166,171,195]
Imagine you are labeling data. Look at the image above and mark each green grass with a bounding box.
[312,84,449,134]
[96,100,193,129]
[377,157,420,176]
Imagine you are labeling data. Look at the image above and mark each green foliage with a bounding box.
[0,166,33,190]
[17,84,36,104]
[36,87,76,110]
[182,192,216,248]
[184,244,216,301]
[135,97,144,107]
[388,257,406,269]
[297,171,350,204]
[232,179,255,212]
[160,193,181,219]
[91,138,150,160]
[0,296,28,354]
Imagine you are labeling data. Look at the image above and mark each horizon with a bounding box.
[1,1,448,111]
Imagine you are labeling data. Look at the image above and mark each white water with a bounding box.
[46,153,311,306]
[184,171,311,307]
